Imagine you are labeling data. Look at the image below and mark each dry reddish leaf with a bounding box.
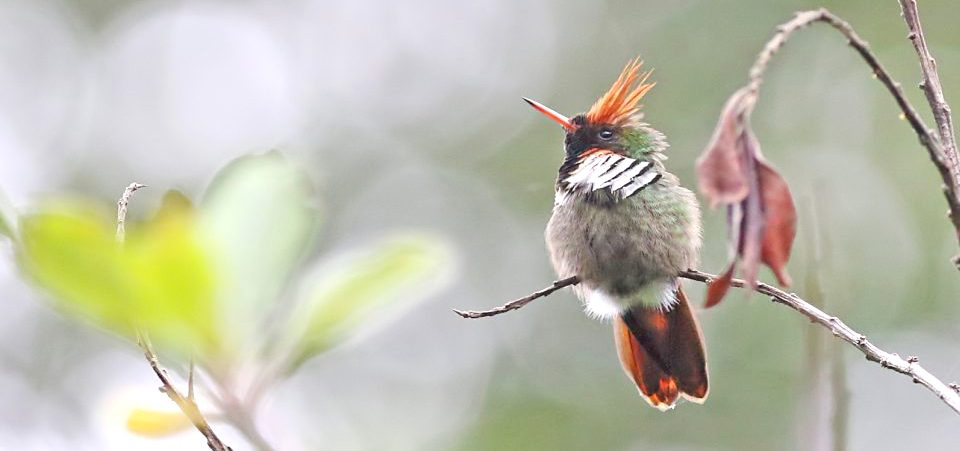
[704,263,735,308]
[757,160,796,287]
[697,89,797,308]
[697,88,751,206]
[736,128,765,288]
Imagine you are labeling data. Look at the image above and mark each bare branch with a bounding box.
[456,269,960,416]
[115,183,233,451]
[744,7,960,263]
[898,0,960,264]
[899,0,957,160]
[452,276,579,319]
[143,347,232,451]
[680,269,960,416]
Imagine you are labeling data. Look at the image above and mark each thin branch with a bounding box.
[452,276,579,318]
[454,270,960,416]
[680,269,960,416]
[745,7,960,262]
[900,0,958,162]
[143,348,232,451]
[898,0,960,264]
[116,183,233,451]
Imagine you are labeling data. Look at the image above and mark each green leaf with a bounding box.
[127,198,220,355]
[0,189,17,238]
[18,208,135,333]
[199,152,317,352]
[287,235,452,370]
[17,202,220,356]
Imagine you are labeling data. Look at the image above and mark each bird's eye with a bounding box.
[598,130,615,141]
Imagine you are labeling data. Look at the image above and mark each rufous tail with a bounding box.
[612,284,708,411]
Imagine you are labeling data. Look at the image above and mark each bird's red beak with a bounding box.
[523,97,576,131]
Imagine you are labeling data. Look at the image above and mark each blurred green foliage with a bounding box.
[17,197,219,356]
[288,236,450,370]
[10,153,451,374]
[199,152,318,360]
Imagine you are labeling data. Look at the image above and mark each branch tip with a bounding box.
[453,276,579,319]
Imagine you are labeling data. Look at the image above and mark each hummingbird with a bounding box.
[524,59,708,411]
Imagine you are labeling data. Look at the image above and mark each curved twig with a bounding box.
[745,7,960,263]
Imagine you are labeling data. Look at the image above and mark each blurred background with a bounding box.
[2,0,960,449]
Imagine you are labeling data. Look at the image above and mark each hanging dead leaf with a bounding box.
[697,88,751,206]
[696,88,797,308]
[758,160,796,287]
[704,263,735,308]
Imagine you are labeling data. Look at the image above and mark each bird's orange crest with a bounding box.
[586,58,655,126]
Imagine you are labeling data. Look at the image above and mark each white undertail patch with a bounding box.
[582,287,623,319]
[581,279,679,319]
